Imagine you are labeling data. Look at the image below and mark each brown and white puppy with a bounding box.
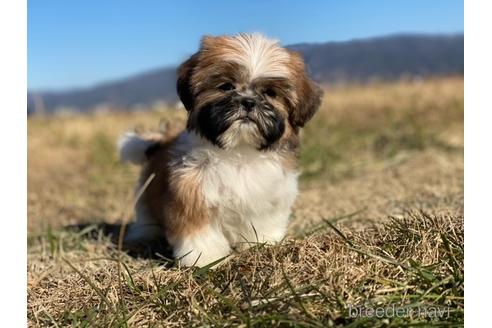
[119,33,322,267]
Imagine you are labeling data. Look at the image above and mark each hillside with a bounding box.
[27,34,464,113]
[289,34,463,81]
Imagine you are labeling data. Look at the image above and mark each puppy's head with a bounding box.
[177,33,322,149]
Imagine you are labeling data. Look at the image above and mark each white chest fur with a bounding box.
[173,132,298,245]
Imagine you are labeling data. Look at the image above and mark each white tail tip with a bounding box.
[118,132,157,165]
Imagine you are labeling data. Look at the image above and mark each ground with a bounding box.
[27,77,463,327]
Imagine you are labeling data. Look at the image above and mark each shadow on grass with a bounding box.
[65,222,174,262]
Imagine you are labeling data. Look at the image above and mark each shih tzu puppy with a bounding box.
[119,33,322,267]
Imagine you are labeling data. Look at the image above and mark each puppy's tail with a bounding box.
[118,131,162,165]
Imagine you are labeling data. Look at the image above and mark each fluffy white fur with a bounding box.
[222,33,292,80]
[118,132,155,165]
[174,132,297,265]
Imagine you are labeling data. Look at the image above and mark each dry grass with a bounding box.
[27,77,463,327]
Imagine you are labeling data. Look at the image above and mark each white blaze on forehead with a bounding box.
[225,33,292,80]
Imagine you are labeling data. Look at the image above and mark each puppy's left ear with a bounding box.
[176,53,199,111]
[293,77,323,128]
[288,51,323,128]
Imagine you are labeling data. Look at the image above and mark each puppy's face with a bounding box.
[177,33,322,149]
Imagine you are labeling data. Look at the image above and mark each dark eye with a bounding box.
[218,82,235,91]
[264,88,277,98]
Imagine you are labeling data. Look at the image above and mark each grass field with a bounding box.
[27,77,464,327]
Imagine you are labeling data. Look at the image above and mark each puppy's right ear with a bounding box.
[176,53,199,111]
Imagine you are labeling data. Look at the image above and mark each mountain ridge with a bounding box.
[28,33,464,113]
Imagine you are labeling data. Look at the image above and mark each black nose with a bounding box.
[241,98,256,111]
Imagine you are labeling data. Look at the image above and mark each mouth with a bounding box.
[239,116,255,124]
[237,111,256,124]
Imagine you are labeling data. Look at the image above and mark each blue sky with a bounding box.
[28,0,463,91]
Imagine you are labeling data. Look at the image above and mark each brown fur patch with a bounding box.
[137,137,210,241]
[285,50,323,128]
[278,128,300,171]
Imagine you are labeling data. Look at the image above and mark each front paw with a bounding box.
[170,225,231,267]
